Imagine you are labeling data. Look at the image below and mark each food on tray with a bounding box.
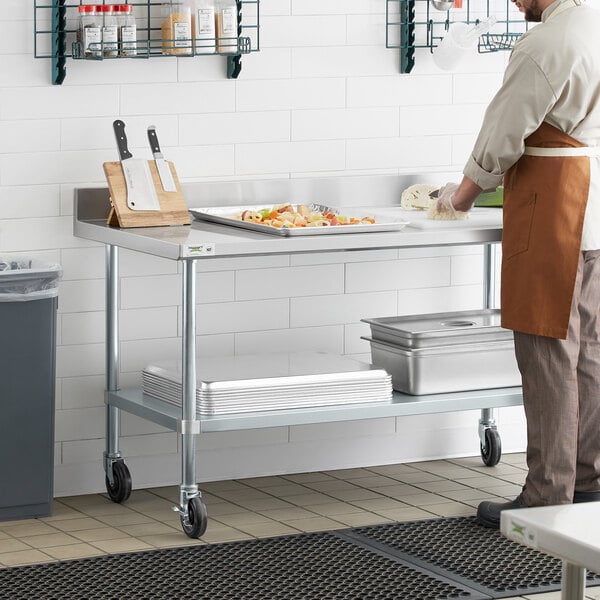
[233,204,376,228]
[400,183,438,210]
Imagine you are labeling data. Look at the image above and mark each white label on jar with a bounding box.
[221,7,236,36]
[121,25,137,53]
[173,21,191,48]
[103,25,118,53]
[84,27,102,55]
[197,8,215,35]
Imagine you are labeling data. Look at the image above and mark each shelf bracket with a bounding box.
[400,0,416,74]
[227,0,244,79]
[51,0,67,85]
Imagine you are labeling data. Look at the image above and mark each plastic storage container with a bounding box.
[0,258,62,521]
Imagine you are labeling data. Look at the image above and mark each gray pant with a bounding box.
[515,250,600,506]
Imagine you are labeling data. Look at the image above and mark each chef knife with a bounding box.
[147,126,177,193]
[113,119,161,211]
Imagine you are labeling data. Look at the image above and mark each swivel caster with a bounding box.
[480,428,502,467]
[105,460,132,503]
[180,496,208,539]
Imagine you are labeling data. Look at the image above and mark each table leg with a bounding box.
[561,561,586,600]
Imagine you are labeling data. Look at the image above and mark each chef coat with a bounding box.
[463,0,600,250]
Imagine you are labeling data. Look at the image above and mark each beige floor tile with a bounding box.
[422,502,476,518]
[95,512,155,527]
[40,502,84,522]
[455,474,509,488]
[260,483,314,497]
[523,593,562,600]
[367,464,421,477]
[0,538,32,553]
[0,532,9,540]
[330,512,390,528]
[51,517,107,532]
[19,532,80,549]
[214,512,273,528]
[0,549,54,567]
[117,522,178,537]
[80,503,142,518]
[324,467,376,480]
[234,498,296,511]
[462,496,506,509]
[304,480,362,493]
[346,475,403,489]
[285,492,338,506]
[0,521,58,537]
[375,507,437,522]
[396,492,451,507]
[283,472,335,484]
[415,463,480,480]
[91,537,153,554]
[415,480,471,493]
[42,543,106,561]
[239,475,291,488]
[308,502,366,517]
[326,488,383,503]
[69,527,130,543]
[59,494,114,510]
[585,588,600,599]
[386,471,445,485]
[350,497,410,512]
[257,507,317,521]
[203,501,246,517]
[139,533,205,548]
[200,480,253,493]
[234,520,300,537]
[145,485,180,499]
[480,483,523,497]
[373,483,423,498]
[442,488,499,502]
[282,516,346,532]
[200,526,252,544]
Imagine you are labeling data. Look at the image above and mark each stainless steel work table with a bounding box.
[74,176,522,538]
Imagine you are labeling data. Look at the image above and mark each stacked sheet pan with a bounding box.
[142,352,392,416]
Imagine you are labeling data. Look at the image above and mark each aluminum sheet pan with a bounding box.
[362,309,513,348]
[189,204,409,236]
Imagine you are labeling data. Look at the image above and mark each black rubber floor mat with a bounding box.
[345,516,600,598]
[0,531,488,600]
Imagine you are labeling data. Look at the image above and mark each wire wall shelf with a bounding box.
[34,0,260,84]
[386,0,528,73]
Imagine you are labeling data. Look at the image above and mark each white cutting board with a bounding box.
[368,207,503,229]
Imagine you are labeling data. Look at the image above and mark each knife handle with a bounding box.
[147,126,161,155]
[113,120,133,161]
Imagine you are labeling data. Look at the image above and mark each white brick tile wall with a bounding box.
[1,2,528,496]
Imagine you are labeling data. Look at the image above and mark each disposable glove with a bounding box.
[428,182,470,220]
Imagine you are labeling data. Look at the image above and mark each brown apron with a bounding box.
[501,122,591,339]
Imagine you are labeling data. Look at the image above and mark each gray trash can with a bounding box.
[0,257,62,521]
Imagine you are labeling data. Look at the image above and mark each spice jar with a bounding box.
[215,0,238,53]
[100,4,119,57]
[117,4,138,56]
[193,0,216,54]
[162,1,193,55]
[78,5,102,58]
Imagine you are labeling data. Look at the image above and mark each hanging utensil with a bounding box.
[113,120,161,211]
[147,125,177,193]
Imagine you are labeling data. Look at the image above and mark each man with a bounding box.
[435,0,600,529]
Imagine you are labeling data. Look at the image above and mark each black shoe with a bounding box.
[573,490,600,503]
[476,493,528,529]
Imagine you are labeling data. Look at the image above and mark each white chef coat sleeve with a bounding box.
[463,49,558,190]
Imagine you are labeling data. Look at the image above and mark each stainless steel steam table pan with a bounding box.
[189,204,409,236]
[364,336,521,395]
[362,309,513,349]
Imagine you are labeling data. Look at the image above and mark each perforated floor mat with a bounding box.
[0,531,487,600]
[2,519,598,599]
[345,516,600,598]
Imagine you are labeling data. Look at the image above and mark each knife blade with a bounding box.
[147,126,177,193]
[113,120,161,211]
[429,189,440,198]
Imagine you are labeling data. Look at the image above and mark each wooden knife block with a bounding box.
[103,161,191,228]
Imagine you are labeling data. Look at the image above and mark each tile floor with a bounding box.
[1,451,599,599]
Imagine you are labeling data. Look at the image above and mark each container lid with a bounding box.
[115,4,133,12]
[362,309,508,338]
[78,5,98,12]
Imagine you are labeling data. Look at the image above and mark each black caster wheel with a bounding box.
[480,428,502,467]
[181,496,208,539]
[105,460,132,503]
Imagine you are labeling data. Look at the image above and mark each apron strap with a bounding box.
[523,146,600,157]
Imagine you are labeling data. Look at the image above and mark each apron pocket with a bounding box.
[502,190,537,260]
